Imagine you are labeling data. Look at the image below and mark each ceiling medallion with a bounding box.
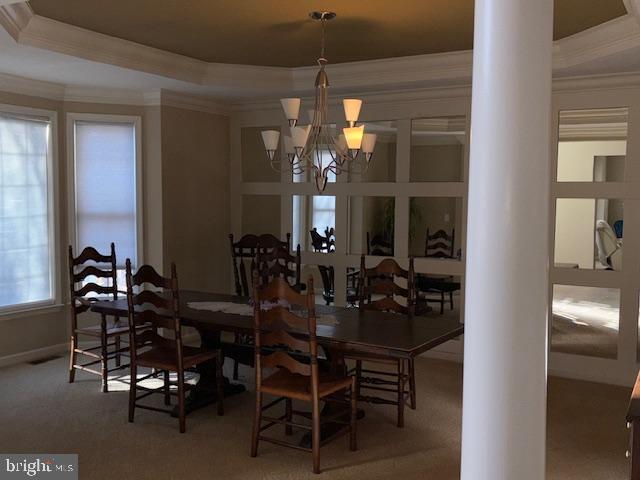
[261,11,376,192]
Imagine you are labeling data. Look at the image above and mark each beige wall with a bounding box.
[161,106,231,293]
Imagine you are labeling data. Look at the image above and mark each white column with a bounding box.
[460,1,554,479]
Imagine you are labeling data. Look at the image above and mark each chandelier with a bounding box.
[261,11,377,192]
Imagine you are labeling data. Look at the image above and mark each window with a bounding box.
[69,115,141,285]
[311,195,336,234]
[0,109,56,311]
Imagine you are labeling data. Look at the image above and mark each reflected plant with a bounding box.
[378,198,422,242]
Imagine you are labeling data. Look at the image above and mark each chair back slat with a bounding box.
[425,228,455,258]
[253,274,317,383]
[230,233,291,296]
[73,265,115,282]
[261,350,312,376]
[75,282,116,298]
[358,255,415,316]
[126,260,183,365]
[257,245,302,292]
[72,245,114,265]
[366,232,394,256]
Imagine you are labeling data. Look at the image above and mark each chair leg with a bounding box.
[250,392,262,457]
[312,394,321,474]
[440,292,445,315]
[68,334,77,383]
[216,355,225,416]
[233,359,239,380]
[163,370,171,405]
[450,292,454,311]
[397,359,405,428]
[355,360,362,401]
[350,378,357,451]
[115,333,121,368]
[177,370,186,433]
[100,315,108,393]
[128,363,137,423]
[285,398,292,435]
[409,358,416,410]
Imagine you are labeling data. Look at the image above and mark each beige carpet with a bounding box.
[0,356,631,479]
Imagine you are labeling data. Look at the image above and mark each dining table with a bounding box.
[91,290,464,441]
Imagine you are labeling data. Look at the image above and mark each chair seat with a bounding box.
[136,345,219,371]
[261,368,352,401]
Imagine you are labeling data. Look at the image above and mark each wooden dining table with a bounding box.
[91,290,464,439]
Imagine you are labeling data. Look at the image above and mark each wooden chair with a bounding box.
[68,243,130,392]
[250,274,357,474]
[125,260,224,433]
[366,232,394,256]
[256,244,303,293]
[309,227,335,253]
[419,228,460,314]
[229,233,291,379]
[348,255,416,427]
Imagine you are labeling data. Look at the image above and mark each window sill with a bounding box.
[0,303,66,322]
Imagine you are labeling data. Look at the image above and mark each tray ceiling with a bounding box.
[28,0,628,67]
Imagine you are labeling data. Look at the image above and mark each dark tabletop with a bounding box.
[91,290,464,358]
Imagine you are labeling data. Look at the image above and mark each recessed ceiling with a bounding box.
[28,0,628,67]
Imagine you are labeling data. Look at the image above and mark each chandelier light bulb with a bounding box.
[343,99,363,127]
[343,125,364,150]
[280,98,301,125]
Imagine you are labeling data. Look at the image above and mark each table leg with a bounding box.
[172,329,246,417]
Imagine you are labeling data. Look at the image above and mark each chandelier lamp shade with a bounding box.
[261,11,377,192]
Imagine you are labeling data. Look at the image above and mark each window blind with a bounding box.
[0,114,53,308]
[74,121,137,268]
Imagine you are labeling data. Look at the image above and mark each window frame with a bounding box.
[66,113,144,272]
[0,103,60,316]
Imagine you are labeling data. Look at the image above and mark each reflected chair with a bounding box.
[418,228,460,314]
[348,255,416,427]
[366,232,394,256]
[229,233,291,379]
[596,220,623,271]
[68,243,130,392]
[250,274,357,474]
[125,260,224,433]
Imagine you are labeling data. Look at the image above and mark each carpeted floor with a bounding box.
[0,356,631,479]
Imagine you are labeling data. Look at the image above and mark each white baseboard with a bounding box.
[0,342,68,369]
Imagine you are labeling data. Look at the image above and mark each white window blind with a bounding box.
[74,121,137,268]
[311,195,336,233]
[0,113,53,309]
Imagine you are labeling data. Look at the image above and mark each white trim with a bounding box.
[0,1,32,42]
[0,342,68,369]
[0,303,64,322]
[65,113,144,267]
[143,89,230,116]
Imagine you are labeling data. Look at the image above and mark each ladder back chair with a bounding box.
[419,228,460,314]
[251,274,357,474]
[68,243,129,392]
[229,233,291,379]
[125,260,224,433]
[366,232,394,256]
[349,255,417,427]
[424,228,455,258]
[256,244,303,293]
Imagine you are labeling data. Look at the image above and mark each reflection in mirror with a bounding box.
[349,121,396,182]
[410,116,466,182]
[410,197,463,259]
[312,266,359,307]
[415,274,461,320]
[554,198,623,270]
[348,197,394,255]
[241,195,281,237]
[241,126,281,182]
[292,195,336,252]
[557,108,628,182]
[551,284,619,359]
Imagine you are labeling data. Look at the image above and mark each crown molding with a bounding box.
[624,0,640,25]
[0,1,31,41]
[144,89,230,116]
[0,71,64,100]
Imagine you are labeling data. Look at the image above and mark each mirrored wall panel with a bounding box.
[556,108,628,182]
[554,198,623,270]
[241,126,281,182]
[349,121,396,183]
[410,116,466,182]
[409,197,463,259]
[551,284,619,359]
[292,195,336,252]
[348,196,395,255]
[241,195,281,237]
